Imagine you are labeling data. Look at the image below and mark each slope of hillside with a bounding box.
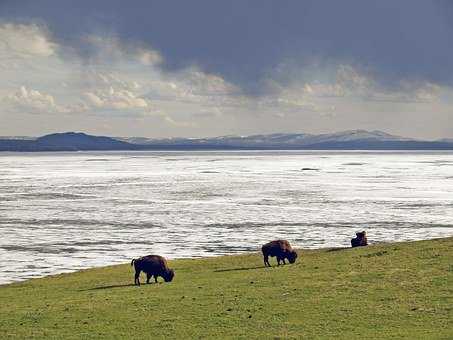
[0,238,452,339]
[0,132,135,151]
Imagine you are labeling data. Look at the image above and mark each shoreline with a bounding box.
[1,236,451,287]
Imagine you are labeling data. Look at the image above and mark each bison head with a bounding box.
[163,268,175,282]
[287,250,298,264]
[356,231,366,239]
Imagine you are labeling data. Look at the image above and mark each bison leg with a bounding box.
[134,270,141,286]
[277,257,281,266]
[282,258,286,265]
[263,255,270,267]
[146,273,151,284]
[154,275,158,283]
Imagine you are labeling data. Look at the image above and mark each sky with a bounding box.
[0,0,452,139]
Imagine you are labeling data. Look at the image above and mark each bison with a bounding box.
[131,255,175,286]
[262,240,298,267]
[351,231,368,248]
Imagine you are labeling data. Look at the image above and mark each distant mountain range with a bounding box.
[1,130,453,151]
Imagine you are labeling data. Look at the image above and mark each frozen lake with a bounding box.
[1,150,452,284]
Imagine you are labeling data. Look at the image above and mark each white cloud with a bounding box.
[0,22,244,123]
[302,83,344,97]
[397,81,441,103]
[3,86,59,113]
[276,65,371,100]
[269,64,443,106]
[336,65,371,95]
[178,69,238,96]
[83,87,149,110]
[83,92,104,107]
[0,23,56,59]
[141,66,241,108]
[83,35,163,66]
[138,49,162,66]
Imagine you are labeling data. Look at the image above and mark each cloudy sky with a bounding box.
[1,1,452,139]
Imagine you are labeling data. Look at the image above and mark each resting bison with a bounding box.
[351,231,368,248]
[262,240,298,267]
[131,255,175,286]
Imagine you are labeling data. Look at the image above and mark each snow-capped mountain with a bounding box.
[118,130,414,147]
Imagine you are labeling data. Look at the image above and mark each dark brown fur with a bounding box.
[131,255,175,286]
[351,231,368,248]
[261,240,298,267]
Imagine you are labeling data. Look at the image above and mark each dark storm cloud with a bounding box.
[1,0,453,92]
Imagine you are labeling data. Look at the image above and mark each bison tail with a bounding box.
[131,259,135,266]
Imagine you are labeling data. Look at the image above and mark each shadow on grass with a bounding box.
[81,283,136,291]
[214,265,265,273]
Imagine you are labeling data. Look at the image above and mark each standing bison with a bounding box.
[351,231,368,248]
[131,255,175,286]
[262,240,298,267]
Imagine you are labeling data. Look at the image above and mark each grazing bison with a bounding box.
[351,231,368,248]
[262,240,298,267]
[131,255,175,286]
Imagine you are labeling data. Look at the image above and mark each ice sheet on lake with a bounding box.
[1,150,452,284]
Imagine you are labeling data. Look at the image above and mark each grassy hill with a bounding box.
[1,238,452,339]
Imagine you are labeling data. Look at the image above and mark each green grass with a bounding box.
[1,238,452,339]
